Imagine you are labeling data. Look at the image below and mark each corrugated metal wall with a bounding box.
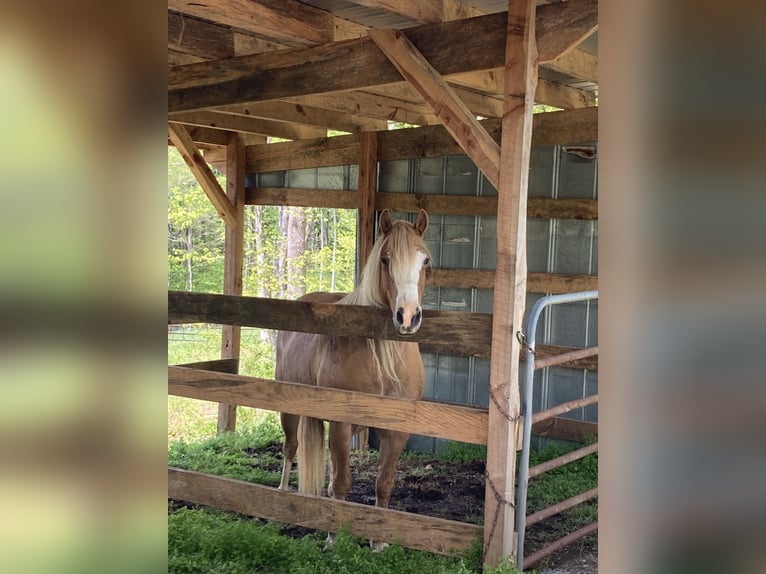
[252,141,598,453]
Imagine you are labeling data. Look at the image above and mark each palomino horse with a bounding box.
[275,209,430,549]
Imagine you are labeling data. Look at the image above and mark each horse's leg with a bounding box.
[279,412,299,490]
[371,429,410,551]
[324,421,352,548]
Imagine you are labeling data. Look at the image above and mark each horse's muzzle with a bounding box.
[395,305,422,335]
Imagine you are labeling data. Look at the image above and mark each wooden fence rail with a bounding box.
[169,366,489,445]
[169,468,481,555]
[168,291,598,370]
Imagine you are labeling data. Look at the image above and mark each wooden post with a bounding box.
[355,130,377,449]
[483,0,538,566]
[217,131,246,433]
[357,131,378,269]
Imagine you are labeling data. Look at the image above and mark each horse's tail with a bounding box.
[297,416,325,496]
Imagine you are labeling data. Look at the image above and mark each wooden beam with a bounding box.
[173,358,239,373]
[217,132,246,433]
[168,468,481,554]
[284,92,437,126]
[536,78,596,109]
[426,269,598,294]
[483,0,537,565]
[343,0,483,24]
[358,132,378,268]
[531,417,598,443]
[168,11,234,60]
[167,0,334,48]
[546,47,598,84]
[369,28,501,189]
[217,101,388,132]
[222,106,596,174]
[167,123,236,226]
[167,291,492,358]
[169,110,326,140]
[246,187,357,209]
[168,7,595,112]
[169,366,488,444]
[536,0,598,63]
[168,13,507,111]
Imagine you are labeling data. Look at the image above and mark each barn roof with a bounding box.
[168,0,597,147]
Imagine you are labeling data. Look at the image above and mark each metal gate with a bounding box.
[516,291,599,570]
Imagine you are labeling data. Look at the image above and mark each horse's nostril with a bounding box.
[413,308,422,324]
[396,308,404,325]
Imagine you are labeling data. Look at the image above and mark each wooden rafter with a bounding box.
[169,110,326,140]
[215,101,388,132]
[343,0,482,24]
[167,0,334,47]
[168,123,236,226]
[546,46,598,84]
[369,28,501,188]
[168,7,596,113]
[536,0,598,63]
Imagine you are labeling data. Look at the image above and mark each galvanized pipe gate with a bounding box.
[515,291,599,570]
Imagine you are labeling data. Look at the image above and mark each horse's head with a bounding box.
[376,209,430,335]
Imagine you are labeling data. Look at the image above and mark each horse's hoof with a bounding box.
[370,540,389,553]
[323,532,335,551]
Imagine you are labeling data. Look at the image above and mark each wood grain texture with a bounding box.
[172,358,239,373]
[169,366,488,444]
[218,132,246,433]
[369,28,501,188]
[169,110,326,140]
[168,468,481,554]
[246,187,357,209]
[484,0,537,563]
[242,107,596,173]
[167,291,493,358]
[531,416,598,443]
[535,0,598,63]
[357,132,378,268]
[168,123,236,225]
[168,11,234,60]
[168,14,507,112]
[167,0,334,48]
[217,101,388,132]
[546,47,598,84]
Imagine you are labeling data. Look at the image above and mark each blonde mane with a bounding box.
[338,221,429,390]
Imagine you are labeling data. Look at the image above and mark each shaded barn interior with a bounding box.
[168,0,598,567]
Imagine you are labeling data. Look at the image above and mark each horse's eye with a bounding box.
[380,256,389,267]
[423,257,430,266]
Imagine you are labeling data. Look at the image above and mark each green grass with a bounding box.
[169,507,521,574]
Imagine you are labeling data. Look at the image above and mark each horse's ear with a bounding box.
[414,209,429,236]
[379,210,393,235]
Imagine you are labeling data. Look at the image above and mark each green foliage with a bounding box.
[168,415,285,486]
[168,508,522,574]
[441,442,487,463]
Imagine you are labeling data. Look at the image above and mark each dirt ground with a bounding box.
[259,444,598,572]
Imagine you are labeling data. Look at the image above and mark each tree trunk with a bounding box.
[186,225,193,291]
[331,209,338,291]
[285,206,307,300]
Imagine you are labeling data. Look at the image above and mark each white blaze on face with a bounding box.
[391,250,428,334]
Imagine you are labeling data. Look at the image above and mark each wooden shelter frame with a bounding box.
[168,0,598,566]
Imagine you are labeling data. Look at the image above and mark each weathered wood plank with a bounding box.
[172,358,239,373]
[536,78,596,109]
[246,187,357,209]
[536,0,598,63]
[169,366,488,444]
[168,124,236,226]
[358,132,378,268]
[217,132,246,433]
[426,269,597,294]
[217,101,388,132]
[369,28,501,189]
[167,291,493,358]
[167,0,334,48]
[546,47,598,84]
[168,14,507,112]
[169,110,326,140]
[168,468,481,554]
[484,0,537,563]
[168,11,234,60]
[242,107,597,173]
